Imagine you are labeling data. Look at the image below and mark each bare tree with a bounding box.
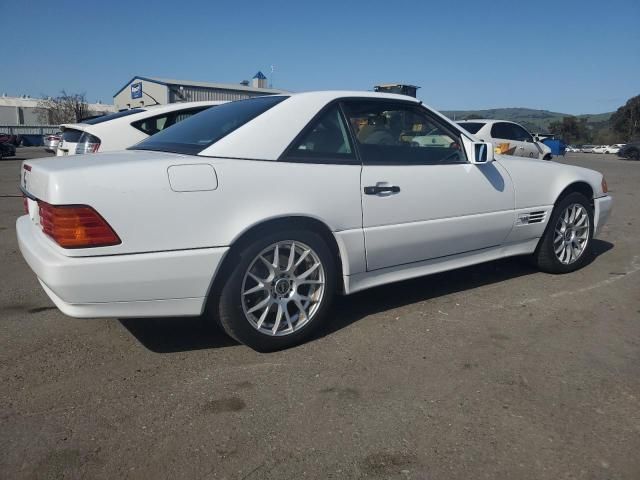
[36,91,89,125]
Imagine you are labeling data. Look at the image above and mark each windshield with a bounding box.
[457,122,485,134]
[132,96,289,155]
[82,109,145,124]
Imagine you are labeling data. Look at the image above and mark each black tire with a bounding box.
[533,192,594,274]
[216,229,337,351]
[543,153,552,161]
[628,149,639,161]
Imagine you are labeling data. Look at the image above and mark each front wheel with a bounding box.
[216,229,336,351]
[533,192,594,273]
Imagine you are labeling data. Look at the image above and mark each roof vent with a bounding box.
[240,80,250,86]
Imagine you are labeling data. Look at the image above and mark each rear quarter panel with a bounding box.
[24,152,363,259]
[90,123,147,152]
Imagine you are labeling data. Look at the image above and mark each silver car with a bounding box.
[43,132,61,153]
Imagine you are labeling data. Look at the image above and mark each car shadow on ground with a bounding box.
[317,239,613,340]
[119,239,614,353]
[119,316,239,352]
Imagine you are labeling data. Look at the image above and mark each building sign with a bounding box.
[131,82,142,99]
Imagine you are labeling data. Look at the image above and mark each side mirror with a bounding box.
[471,141,494,164]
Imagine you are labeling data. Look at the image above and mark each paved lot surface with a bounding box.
[1,148,639,479]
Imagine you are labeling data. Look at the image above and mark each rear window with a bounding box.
[61,128,83,142]
[132,96,288,155]
[457,122,485,134]
[82,109,145,125]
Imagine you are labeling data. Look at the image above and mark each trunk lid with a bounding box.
[21,150,182,204]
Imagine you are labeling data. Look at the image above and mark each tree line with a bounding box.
[549,94,640,145]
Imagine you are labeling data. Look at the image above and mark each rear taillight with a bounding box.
[38,201,120,248]
[75,132,101,154]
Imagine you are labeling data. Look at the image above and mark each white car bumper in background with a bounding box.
[594,195,613,236]
[16,216,227,318]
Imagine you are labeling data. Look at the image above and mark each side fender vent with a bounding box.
[516,210,547,226]
[527,211,546,224]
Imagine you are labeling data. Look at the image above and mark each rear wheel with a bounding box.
[216,229,336,351]
[628,149,639,161]
[533,192,594,274]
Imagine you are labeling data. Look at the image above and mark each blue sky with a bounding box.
[2,0,638,114]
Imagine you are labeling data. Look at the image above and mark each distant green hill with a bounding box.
[441,107,612,133]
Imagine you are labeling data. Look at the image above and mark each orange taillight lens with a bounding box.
[38,202,121,248]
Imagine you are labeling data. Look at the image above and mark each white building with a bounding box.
[0,94,116,126]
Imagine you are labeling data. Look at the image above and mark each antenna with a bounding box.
[270,65,275,89]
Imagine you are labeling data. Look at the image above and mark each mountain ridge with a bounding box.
[440,107,612,132]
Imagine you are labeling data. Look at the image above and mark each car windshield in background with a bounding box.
[82,109,145,125]
[132,96,289,155]
[457,122,485,134]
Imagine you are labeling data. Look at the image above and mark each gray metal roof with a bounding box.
[114,76,286,97]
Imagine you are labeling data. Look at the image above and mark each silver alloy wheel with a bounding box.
[553,203,590,265]
[241,240,326,336]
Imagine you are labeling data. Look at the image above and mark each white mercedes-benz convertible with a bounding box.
[17,91,612,350]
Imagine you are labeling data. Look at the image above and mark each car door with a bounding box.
[342,100,515,271]
[510,123,542,159]
[490,122,528,158]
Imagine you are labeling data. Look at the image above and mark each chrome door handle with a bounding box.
[364,185,400,195]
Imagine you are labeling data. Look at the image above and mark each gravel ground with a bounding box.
[1,148,639,479]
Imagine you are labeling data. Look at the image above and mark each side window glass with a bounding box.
[172,107,208,125]
[343,101,466,165]
[491,122,511,139]
[131,107,209,136]
[284,105,354,162]
[132,113,171,136]
[512,124,533,142]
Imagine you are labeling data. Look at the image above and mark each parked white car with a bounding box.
[581,145,596,153]
[592,145,607,154]
[43,132,61,153]
[56,101,224,156]
[604,144,623,154]
[457,119,553,160]
[18,91,612,350]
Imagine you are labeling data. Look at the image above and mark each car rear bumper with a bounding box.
[16,215,228,318]
[594,195,612,236]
